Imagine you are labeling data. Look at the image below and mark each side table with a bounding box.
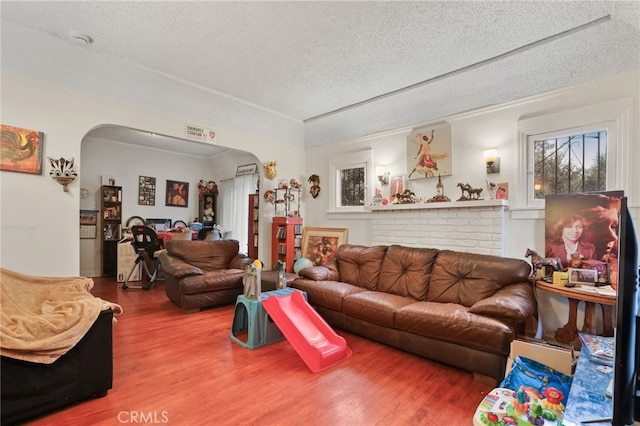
[535,280,615,348]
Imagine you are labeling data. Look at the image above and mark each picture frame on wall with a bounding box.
[389,175,405,198]
[301,227,348,267]
[138,175,156,206]
[166,179,189,207]
[406,122,452,180]
[0,124,45,175]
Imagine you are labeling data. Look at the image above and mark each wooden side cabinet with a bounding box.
[271,217,303,272]
[101,185,122,277]
[248,193,259,259]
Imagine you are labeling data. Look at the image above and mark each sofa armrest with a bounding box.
[298,263,339,281]
[468,282,535,323]
[158,252,204,279]
[229,254,253,270]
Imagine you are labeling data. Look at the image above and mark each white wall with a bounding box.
[305,68,640,339]
[1,74,305,276]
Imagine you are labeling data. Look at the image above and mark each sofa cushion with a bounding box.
[335,244,388,290]
[290,279,365,311]
[167,240,241,272]
[426,250,531,307]
[468,282,535,322]
[342,291,416,328]
[179,269,245,295]
[395,301,514,354]
[377,245,439,300]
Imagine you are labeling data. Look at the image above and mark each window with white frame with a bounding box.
[532,128,607,200]
[516,99,631,210]
[329,149,372,211]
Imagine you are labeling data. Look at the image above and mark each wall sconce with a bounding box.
[376,166,390,185]
[483,149,500,174]
[48,157,78,192]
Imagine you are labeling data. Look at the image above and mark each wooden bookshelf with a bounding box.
[271,216,302,272]
[101,185,122,277]
[247,193,259,259]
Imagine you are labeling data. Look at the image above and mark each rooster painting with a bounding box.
[1,124,43,174]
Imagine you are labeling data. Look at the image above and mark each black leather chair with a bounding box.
[1,309,113,425]
[122,225,164,290]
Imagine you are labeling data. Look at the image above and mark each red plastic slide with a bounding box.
[262,290,353,373]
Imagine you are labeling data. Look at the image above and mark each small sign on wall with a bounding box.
[185,124,217,143]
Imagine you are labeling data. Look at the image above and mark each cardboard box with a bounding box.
[117,241,141,282]
[505,337,576,377]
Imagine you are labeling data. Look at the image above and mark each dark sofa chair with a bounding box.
[159,239,255,313]
[1,309,114,425]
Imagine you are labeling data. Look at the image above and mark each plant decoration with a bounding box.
[426,194,451,203]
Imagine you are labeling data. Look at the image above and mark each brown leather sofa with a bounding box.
[159,240,254,313]
[290,244,535,382]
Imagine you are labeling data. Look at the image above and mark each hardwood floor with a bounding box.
[26,277,492,425]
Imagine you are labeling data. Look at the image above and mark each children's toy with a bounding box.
[243,263,262,299]
[473,387,564,426]
[263,290,352,373]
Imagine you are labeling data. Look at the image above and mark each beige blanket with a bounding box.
[0,268,123,364]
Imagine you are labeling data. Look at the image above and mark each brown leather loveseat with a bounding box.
[159,239,254,313]
[291,244,535,382]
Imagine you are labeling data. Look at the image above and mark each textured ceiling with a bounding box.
[2,1,639,150]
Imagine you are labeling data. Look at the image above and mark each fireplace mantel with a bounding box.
[365,199,508,212]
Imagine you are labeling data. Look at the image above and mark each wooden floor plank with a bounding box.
[25,277,492,425]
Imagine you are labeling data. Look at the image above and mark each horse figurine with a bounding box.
[524,248,564,278]
[456,183,483,200]
[457,183,470,199]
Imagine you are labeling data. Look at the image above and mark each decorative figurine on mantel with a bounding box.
[427,174,451,202]
[486,181,498,200]
[372,188,383,205]
[393,189,417,204]
[456,182,483,201]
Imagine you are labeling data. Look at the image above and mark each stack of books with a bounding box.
[578,332,614,367]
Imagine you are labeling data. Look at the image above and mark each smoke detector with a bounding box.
[69,31,93,45]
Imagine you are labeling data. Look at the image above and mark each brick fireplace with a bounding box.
[368,200,509,257]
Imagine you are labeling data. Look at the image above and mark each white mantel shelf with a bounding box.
[366,199,509,211]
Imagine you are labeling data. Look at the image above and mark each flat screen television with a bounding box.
[612,197,639,425]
